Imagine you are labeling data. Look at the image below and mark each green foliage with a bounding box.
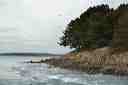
[113,4,128,22]
[59,4,114,50]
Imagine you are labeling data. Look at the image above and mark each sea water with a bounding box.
[0,56,127,85]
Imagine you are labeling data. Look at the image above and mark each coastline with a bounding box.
[42,58,128,76]
[27,47,128,76]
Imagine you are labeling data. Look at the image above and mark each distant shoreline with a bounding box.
[0,53,63,56]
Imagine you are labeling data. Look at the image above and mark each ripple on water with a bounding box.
[0,56,128,85]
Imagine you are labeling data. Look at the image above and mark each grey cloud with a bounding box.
[0,0,127,53]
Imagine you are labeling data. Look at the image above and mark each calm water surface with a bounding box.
[0,56,128,85]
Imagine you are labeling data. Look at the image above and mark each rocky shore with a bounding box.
[27,47,128,76]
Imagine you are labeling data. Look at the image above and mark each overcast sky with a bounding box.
[0,0,127,54]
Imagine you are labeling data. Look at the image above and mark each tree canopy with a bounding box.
[59,4,128,51]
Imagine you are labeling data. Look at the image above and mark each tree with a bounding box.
[59,4,114,50]
[112,4,128,48]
